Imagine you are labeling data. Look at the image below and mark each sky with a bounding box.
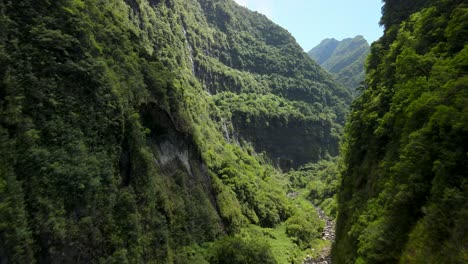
[233,0,384,51]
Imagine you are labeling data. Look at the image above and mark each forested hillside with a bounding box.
[308,36,369,94]
[0,0,349,263]
[334,0,468,263]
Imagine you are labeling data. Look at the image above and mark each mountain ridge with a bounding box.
[308,35,370,93]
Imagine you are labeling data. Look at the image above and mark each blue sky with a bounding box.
[233,0,384,51]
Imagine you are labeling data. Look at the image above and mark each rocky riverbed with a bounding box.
[303,207,335,264]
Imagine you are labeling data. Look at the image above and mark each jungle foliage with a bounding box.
[334,0,468,263]
[0,0,348,263]
[287,159,341,219]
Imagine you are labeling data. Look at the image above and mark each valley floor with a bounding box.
[303,207,334,264]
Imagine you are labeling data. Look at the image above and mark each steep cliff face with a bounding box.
[0,0,348,262]
[231,114,338,170]
[308,36,370,94]
[192,0,351,169]
[334,0,468,263]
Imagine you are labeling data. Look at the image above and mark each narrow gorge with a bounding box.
[0,0,466,263]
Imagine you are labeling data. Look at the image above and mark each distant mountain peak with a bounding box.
[308,36,370,94]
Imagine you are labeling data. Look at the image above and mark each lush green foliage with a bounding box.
[0,0,348,263]
[285,200,323,250]
[174,218,326,264]
[334,1,468,263]
[207,236,277,264]
[288,159,341,219]
[308,36,370,94]
[177,235,278,264]
[197,0,351,169]
[214,92,345,168]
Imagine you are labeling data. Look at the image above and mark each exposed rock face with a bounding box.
[233,116,338,171]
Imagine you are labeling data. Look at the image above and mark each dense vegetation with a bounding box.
[287,159,341,219]
[334,0,468,263]
[200,1,351,169]
[308,36,370,95]
[0,0,349,263]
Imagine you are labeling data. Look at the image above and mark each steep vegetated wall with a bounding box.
[334,0,468,263]
[0,0,349,263]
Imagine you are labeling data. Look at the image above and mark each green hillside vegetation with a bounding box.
[334,0,468,263]
[309,36,370,94]
[0,0,349,263]
[198,1,351,169]
[287,159,341,219]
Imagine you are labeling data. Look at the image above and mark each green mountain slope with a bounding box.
[199,1,351,169]
[308,36,370,93]
[0,0,349,263]
[334,0,468,263]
